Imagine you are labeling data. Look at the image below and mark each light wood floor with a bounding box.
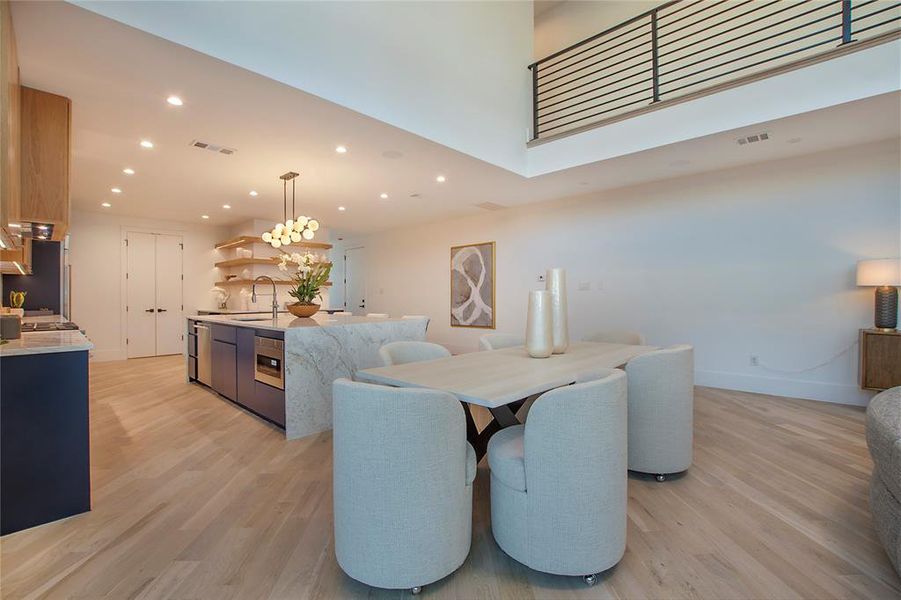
[1,356,899,599]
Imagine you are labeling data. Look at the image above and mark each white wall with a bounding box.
[344,139,900,406]
[74,0,534,174]
[535,0,661,60]
[69,210,227,361]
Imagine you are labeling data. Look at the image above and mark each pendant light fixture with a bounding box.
[260,171,319,248]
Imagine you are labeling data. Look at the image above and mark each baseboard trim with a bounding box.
[89,349,126,362]
[695,369,875,407]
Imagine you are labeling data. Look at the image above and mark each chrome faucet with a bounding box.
[251,276,279,321]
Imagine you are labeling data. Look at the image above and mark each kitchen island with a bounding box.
[186,313,428,439]
[0,317,93,535]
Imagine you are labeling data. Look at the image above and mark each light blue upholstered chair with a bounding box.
[333,379,476,594]
[584,330,646,345]
[479,333,524,351]
[625,344,694,481]
[379,341,451,366]
[487,369,627,585]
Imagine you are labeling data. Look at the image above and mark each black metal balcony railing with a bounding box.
[528,0,901,142]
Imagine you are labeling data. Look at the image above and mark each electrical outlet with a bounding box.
[750,355,759,366]
[537,274,546,283]
[578,281,590,291]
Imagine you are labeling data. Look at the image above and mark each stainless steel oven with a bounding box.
[254,336,285,390]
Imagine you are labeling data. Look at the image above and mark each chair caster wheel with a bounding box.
[583,574,597,586]
[411,586,422,595]
[656,474,666,482]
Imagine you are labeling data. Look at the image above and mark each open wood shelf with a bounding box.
[215,258,334,268]
[214,257,277,268]
[216,279,332,287]
[215,235,332,251]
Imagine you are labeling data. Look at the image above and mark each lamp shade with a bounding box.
[857,259,901,287]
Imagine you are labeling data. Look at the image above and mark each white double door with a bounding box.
[126,232,183,358]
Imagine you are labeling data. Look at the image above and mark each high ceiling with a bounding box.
[11,2,900,235]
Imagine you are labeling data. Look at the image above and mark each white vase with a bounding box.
[546,267,569,354]
[526,290,553,358]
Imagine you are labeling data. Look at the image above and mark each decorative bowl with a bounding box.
[287,303,320,318]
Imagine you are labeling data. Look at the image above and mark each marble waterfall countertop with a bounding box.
[0,316,93,357]
[188,312,429,440]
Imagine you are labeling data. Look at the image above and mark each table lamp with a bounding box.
[857,258,901,330]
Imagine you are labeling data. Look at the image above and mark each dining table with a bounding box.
[355,341,659,460]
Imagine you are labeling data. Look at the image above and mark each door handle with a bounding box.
[157,308,167,313]
[145,308,155,313]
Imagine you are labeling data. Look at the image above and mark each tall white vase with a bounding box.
[546,267,569,354]
[526,290,553,358]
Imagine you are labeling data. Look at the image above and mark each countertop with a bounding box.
[197,308,344,315]
[189,313,425,332]
[0,316,93,357]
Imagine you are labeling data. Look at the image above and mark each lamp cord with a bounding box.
[756,339,858,374]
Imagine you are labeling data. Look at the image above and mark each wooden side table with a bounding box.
[860,328,901,391]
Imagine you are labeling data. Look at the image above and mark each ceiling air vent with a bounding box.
[190,139,237,155]
[736,132,770,145]
[475,202,507,211]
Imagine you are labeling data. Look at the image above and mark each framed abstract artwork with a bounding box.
[450,241,495,329]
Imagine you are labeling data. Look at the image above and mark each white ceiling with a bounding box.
[11,2,901,235]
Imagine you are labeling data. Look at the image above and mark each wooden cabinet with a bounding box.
[211,339,237,401]
[860,329,901,391]
[1,0,21,245]
[19,86,70,239]
[1,237,31,274]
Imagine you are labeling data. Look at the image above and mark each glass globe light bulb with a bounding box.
[302,228,314,240]
[290,231,301,243]
[293,220,303,232]
[262,232,272,243]
[280,234,291,245]
[285,219,294,230]
[296,216,309,228]
[271,239,282,249]
[274,223,283,234]
[307,219,319,232]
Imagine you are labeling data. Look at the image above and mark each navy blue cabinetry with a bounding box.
[193,321,286,429]
[211,339,237,400]
[236,327,255,406]
[1,350,91,535]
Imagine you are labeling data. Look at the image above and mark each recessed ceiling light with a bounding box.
[101,202,111,208]
[166,96,183,106]
[222,204,231,209]
[436,175,446,183]
[201,215,209,220]
[338,206,346,211]
[249,190,258,197]
[123,168,135,175]
[335,145,348,154]
[380,193,388,199]
[140,140,154,148]
[111,187,122,194]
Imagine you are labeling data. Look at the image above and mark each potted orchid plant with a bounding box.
[277,251,332,318]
